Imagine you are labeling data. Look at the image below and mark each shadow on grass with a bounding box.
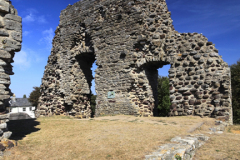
[7,119,40,140]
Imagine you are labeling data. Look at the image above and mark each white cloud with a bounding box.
[22,9,47,24]
[39,28,54,49]
[13,47,44,70]
[38,16,47,24]
[23,31,31,36]
[23,13,35,23]
[14,50,31,70]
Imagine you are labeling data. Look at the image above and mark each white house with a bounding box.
[9,97,36,119]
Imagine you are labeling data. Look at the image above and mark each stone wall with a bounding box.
[38,0,232,124]
[0,0,22,143]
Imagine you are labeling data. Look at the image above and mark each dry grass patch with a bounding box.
[194,125,240,160]
[4,115,214,160]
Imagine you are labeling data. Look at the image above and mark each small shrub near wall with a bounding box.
[230,59,240,124]
[157,76,171,117]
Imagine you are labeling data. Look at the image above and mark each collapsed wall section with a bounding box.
[0,0,22,140]
[38,0,232,124]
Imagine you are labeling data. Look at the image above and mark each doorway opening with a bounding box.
[145,62,171,116]
[90,61,97,117]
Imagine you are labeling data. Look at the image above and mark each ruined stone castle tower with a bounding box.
[38,0,232,124]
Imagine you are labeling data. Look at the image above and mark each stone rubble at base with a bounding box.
[145,134,209,160]
[145,120,227,160]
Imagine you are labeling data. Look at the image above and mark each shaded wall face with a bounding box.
[38,0,232,124]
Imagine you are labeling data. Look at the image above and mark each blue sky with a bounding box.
[10,0,240,97]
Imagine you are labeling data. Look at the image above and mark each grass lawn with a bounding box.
[3,115,240,160]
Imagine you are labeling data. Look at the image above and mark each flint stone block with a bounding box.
[0,143,6,151]
[0,0,9,13]
[207,42,213,45]
[184,96,189,100]
[0,78,10,84]
[0,89,8,95]
[0,59,7,66]
[0,50,11,59]
[210,53,218,57]
[0,95,10,100]
[190,88,197,92]
[0,29,9,36]
[190,51,197,55]
[198,42,204,47]
[189,71,195,76]
[152,34,159,39]
[170,103,177,109]
[222,95,229,99]
[2,131,11,139]
[195,100,201,105]
[193,54,201,59]
[0,21,3,28]
[169,74,175,78]
[0,123,6,129]
[174,111,178,116]
[4,14,22,22]
[0,84,6,89]
[203,95,209,99]
[7,140,15,149]
[212,91,220,95]
[199,59,204,63]
[183,92,192,95]
[207,58,213,64]
[4,19,22,31]
[189,100,195,105]
[203,54,208,57]
[202,84,209,89]
[11,31,22,42]
[178,87,188,92]
[2,38,21,51]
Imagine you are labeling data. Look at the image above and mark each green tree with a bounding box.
[90,94,97,117]
[157,76,171,117]
[28,87,41,107]
[23,94,27,98]
[230,59,240,124]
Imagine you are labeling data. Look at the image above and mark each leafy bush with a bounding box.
[90,94,97,117]
[157,76,171,116]
[230,59,240,124]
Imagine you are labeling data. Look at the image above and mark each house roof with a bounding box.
[10,98,33,107]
